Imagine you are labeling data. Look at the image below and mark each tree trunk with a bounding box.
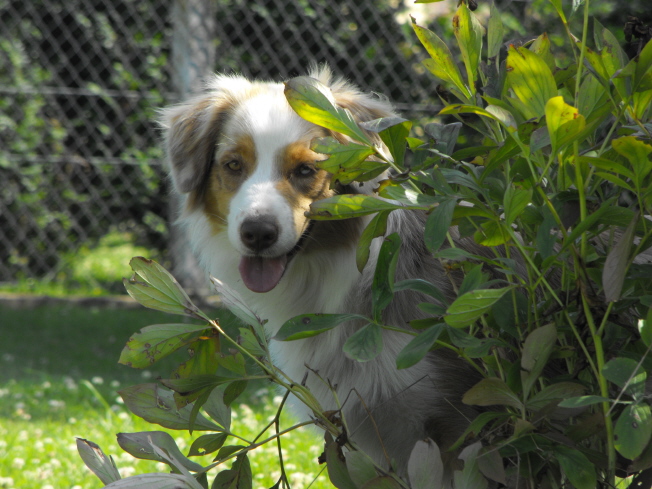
[168,0,216,297]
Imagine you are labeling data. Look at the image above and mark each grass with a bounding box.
[0,231,157,297]
[0,303,331,488]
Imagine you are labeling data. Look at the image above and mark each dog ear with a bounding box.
[159,94,233,195]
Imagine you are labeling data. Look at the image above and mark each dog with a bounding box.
[159,66,480,478]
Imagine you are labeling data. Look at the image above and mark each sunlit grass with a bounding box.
[0,305,331,488]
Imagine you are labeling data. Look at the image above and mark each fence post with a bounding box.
[169,0,216,296]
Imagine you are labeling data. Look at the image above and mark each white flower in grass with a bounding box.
[41,381,51,389]
[0,476,14,487]
[0,388,9,397]
[11,458,25,469]
[47,399,65,409]
[63,377,77,390]
[110,380,121,388]
[118,466,136,478]
[141,370,153,379]
[91,376,104,385]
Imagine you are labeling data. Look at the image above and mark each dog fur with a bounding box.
[159,67,481,476]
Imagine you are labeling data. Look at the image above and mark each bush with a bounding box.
[78,1,652,488]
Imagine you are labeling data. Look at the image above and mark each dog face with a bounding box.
[160,68,395,293]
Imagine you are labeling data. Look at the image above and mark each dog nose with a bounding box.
[240,217,279,252]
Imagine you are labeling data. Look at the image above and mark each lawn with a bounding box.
[0,303,331,488]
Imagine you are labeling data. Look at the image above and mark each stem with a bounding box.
[580,295,615,484]
[207,420,317,469]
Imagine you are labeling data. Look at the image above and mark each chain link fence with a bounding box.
[0,0,440,284]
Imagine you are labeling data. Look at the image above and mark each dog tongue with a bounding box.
[239,255,288,293]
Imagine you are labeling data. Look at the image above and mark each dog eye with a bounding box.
[295,164,316,177]
[224,160,242,172]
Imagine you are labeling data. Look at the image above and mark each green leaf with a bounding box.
[618,38,652,92]
[603,213,638,302]
[209,277,264,336]
[76,438,121,485]
[615,403,652,460]
[238,328,266,357]
[124,257,206,320]
[425,198,457,254]
[311,137,376,174]
[612,136,652,186]
[545,96,586,154]
[223,380,248,406]
[393,279,448,305]
[561,201,635,252]
[503,187,532,226]
[526,382,585,411]
[372,233,402,320]
[462,377,523,410]
[325,435,358,489]
[218,350,246,376]
[602,357,647,398]
[378,119,412,167]
[453,2,484,94]
[396,324,444,369]
[506,45,557,119]
[407,438,444,489]
[343,323,383,362]
[549,0,566,22]
[521,324,557,398]
[103,473,201,489]
[450,412,511,450]
[640,308,652,347]
[457,264,485,297]
[307,194,405,220]
[284,76,372,145]
[275,313,365,341]
[445,288,511,328]
[530,33,555,72]
[203,387,232,432]
[554,445,597,489]
[171,334,220,384]
[345,451,378,488]
[557,395,612,408]
[360,477,403,489]
[212,454,252,489]
[477,446,506,486]
[454,443,489,489]
[159,375,231,397]
[581,156,636,180]
[119,324,210,369]
[356,210,390,272]
[412,20,470,100]
[118,383,220,432]
[116,431,203,472]
[187,433,228,457]
[487,2,504,59]
[577,73,609,119]
[424,122,463,155]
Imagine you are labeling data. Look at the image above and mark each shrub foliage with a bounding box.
[79,1,652,488]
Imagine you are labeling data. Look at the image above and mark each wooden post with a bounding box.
[169,0,216,297]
